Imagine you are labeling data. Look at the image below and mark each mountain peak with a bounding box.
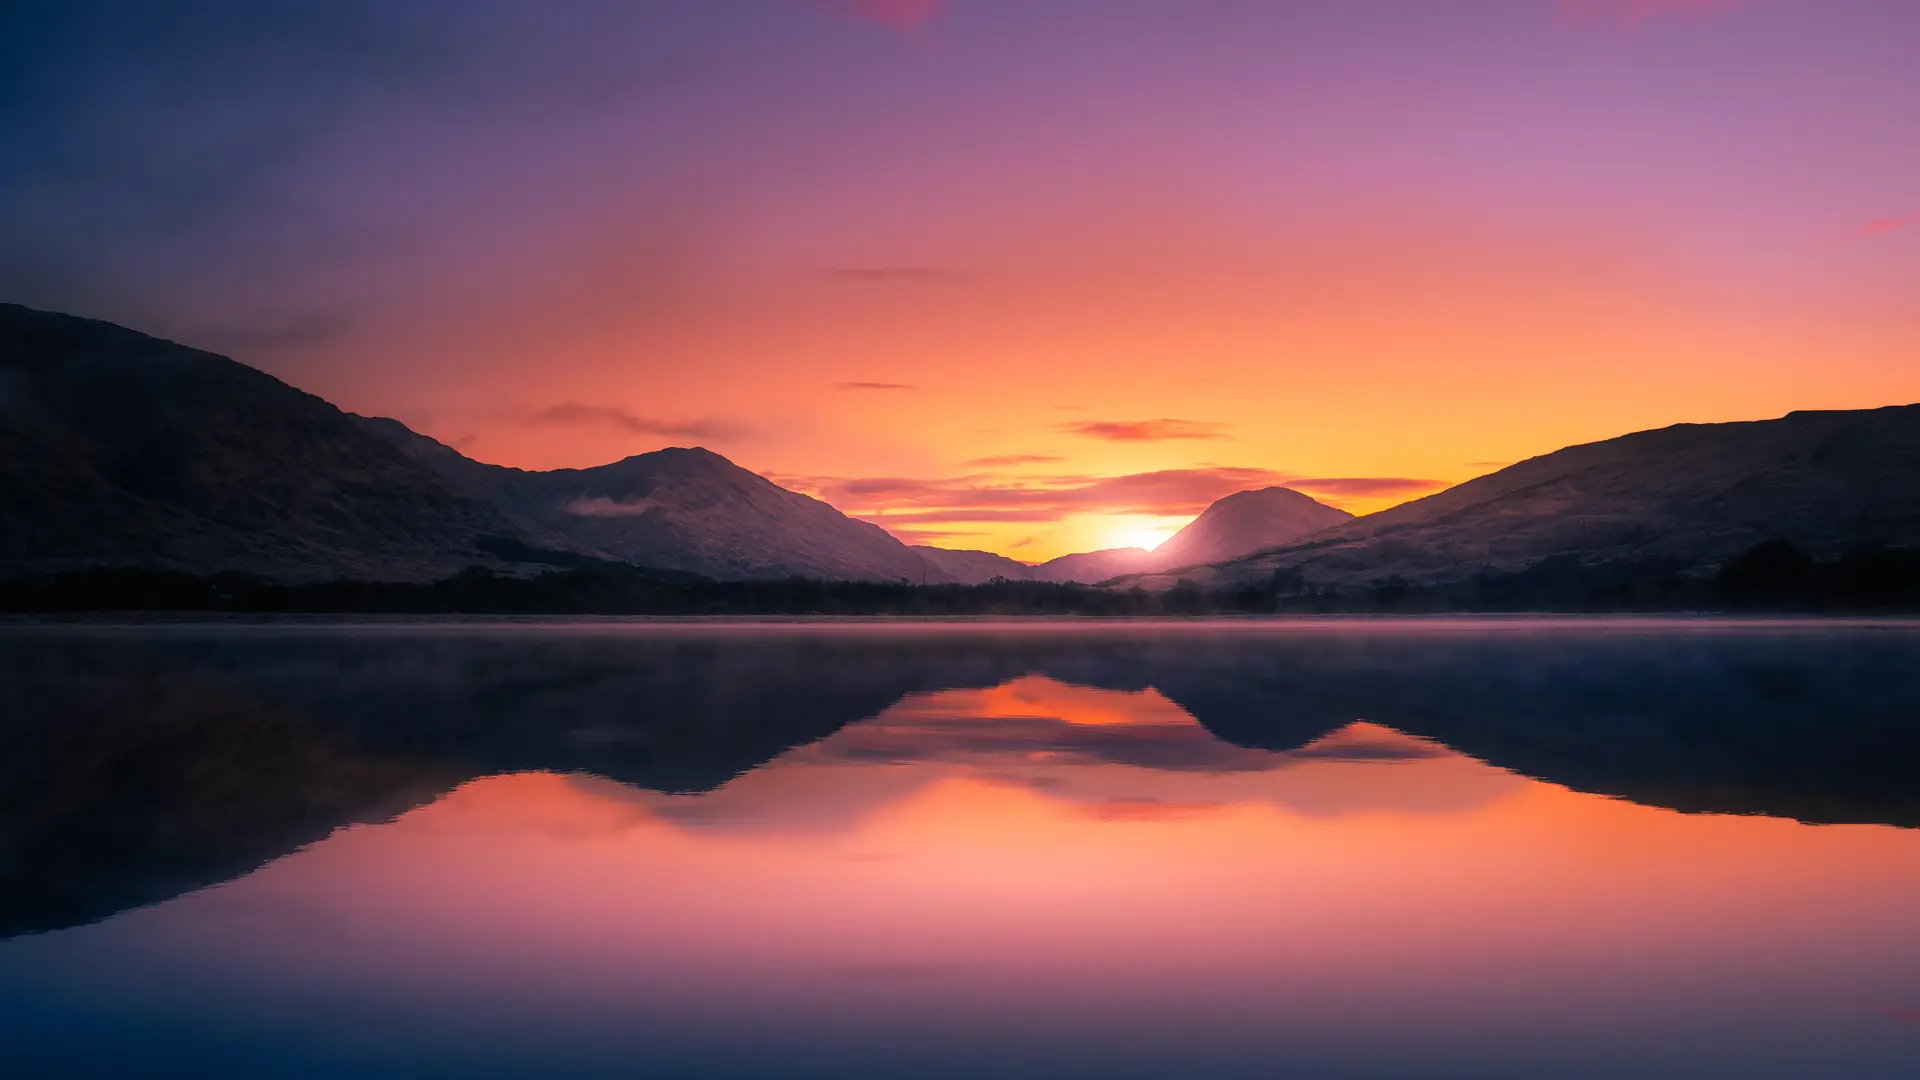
[1148,486,1352,571]
[352,415,939,583]
[1138,404,1920,592]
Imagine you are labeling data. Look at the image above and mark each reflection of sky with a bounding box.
[638,677,1518,836]
[5,676,1920,1078]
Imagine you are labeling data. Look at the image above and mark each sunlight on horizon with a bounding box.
[1108,516,1188,553]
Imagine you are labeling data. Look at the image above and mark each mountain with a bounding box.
[0,304,948,584]
[1146,486,1352,571]
[1128,405,1920,590]
[913,487,1350,584]
[0,304,524,581]
[356,416,946,583]
[1032,547,1157,584]
[912,545,1034,584]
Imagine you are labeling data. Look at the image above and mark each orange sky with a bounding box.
[349,201,1918,558]
[8,1,1917,559]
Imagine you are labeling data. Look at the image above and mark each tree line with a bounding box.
[3,540,1917,615]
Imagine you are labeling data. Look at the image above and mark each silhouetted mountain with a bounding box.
[912,545,1034,584]
[1033,547,1156,583]
[8,623,1916,937]
[1127,406,1920,590]
[1147,486,1351,571]
[0,305,526,581]
[357,416,947,583]
[0,305,946,584]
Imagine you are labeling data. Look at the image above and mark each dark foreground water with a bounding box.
[2,619,1919,1079]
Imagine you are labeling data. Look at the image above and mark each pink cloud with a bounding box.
[775,466,1287,521]
[816,0,944,31]
[965,454,1064,467]
[884,525,988,544]
[831,266,970,282]
[1856,213,1920,237]
[512,403,736,440]
[1055,418,1230,442]
[775,465,1448,528]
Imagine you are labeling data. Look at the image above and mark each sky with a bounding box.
[2,0,1916,559]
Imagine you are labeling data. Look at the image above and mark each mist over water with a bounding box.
[3,620,1919,1078]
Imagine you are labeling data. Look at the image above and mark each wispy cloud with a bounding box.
[514,403,734,440]
[1558,0,1744,23]
[884,525,988,545]
[830,265,970,283]
[965,453,1064,467]
[1054,418,1229,442]
[775,465,1451,536]
[1286,477,1448,498]
[777,466,1284,522]
[815,0,945,31]
[1855,213,1920,237]
[835,380,918,391]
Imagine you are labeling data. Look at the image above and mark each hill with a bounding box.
[1147,486,1351,571]
[357,417,946,583]
[1126,406,1920,590]
[913,546,1034,584]
[0,304,953,584]
[0,304,521,581]
[1032,547,1157,583]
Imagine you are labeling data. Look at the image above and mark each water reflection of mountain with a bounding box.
[4,624,1917,938]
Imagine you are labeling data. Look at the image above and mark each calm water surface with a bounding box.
[3,620,1919,1078]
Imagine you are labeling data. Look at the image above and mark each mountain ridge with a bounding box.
[0,303,951,584]
[356,416,948,583]
[1119,404,1920,590]
[10,304,1919,593]
[0,304,523,582]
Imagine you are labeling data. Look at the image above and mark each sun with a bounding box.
[1107,517,1184,552]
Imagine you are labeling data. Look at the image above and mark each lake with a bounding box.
[3,619,1919,1078]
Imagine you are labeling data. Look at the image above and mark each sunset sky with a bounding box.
[3,1,1916,558]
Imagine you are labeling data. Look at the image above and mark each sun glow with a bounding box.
[1108,517,1186,552]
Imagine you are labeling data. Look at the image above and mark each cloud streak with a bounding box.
[1856,213,1920,237]
[516,403,736,440]
[965,453,1064,467]
[829,266,970,283]
[776,466,1450,531]
[1055,418,1229,442]
[835,381,918,391]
